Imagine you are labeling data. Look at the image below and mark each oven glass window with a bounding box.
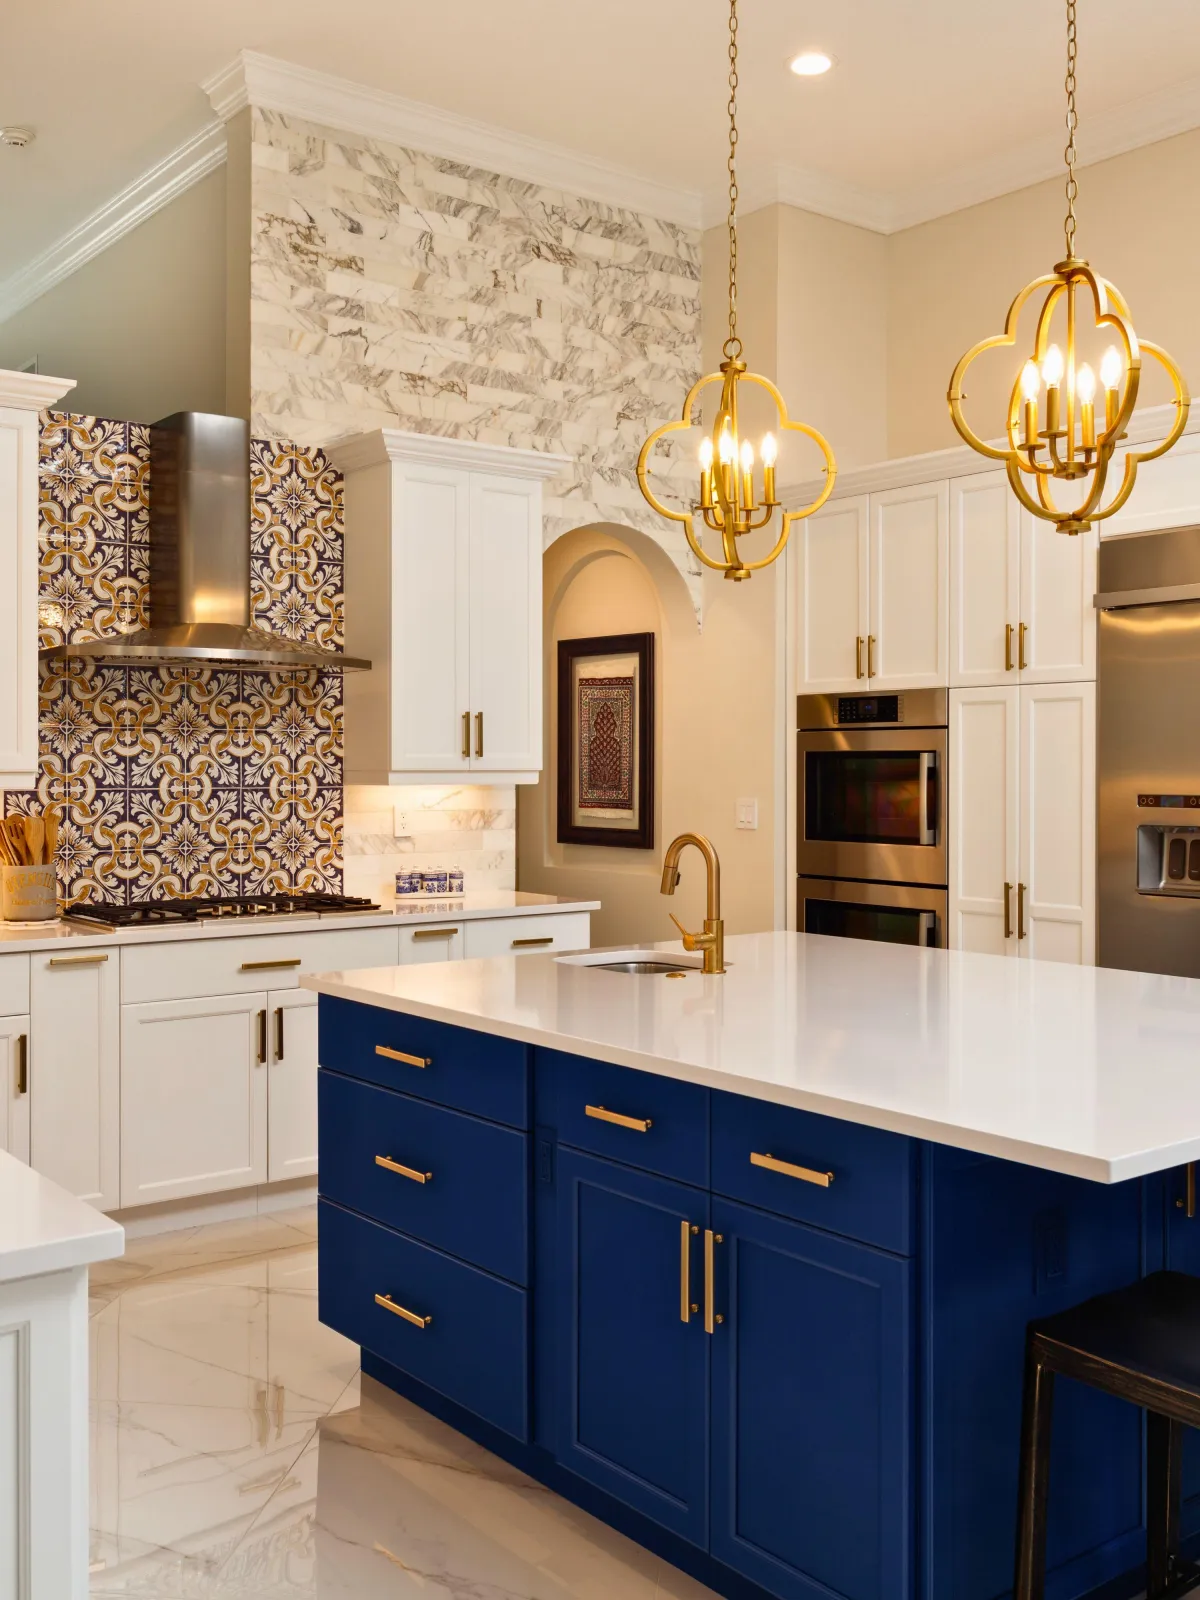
[804,898,934,947]
[804,752,936,845]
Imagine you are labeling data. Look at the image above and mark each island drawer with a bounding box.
[319,1070,529,1284]
[536,1048,709,1188]
[711,1091,916,1255]
[319,995,529,1128]
[318,1198,529,1441]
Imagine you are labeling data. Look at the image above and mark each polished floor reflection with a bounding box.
[88,1207,716,1598]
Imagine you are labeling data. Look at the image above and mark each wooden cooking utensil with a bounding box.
[25,815,44,867]
[4,816,27,866]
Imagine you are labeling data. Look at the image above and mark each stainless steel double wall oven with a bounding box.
[798,689,949,947]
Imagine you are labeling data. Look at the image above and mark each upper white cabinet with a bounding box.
[1100,429,1200,538]
[334,429,570,785]
[953,467,1094,684]
[948,682,1095,964]
[950,469,1096,688]
[0,370,75,794]
[796,485,948,693]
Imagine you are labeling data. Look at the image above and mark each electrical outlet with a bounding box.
[392,806,409,836]
[736,798,758,831]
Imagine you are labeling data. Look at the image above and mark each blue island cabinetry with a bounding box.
[316,994,1159,1600]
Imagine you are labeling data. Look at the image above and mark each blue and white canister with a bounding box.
[395,869,421,896]
[421,869,449,895]
[448,868,464,895]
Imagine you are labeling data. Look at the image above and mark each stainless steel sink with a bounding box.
[589,959,694,976]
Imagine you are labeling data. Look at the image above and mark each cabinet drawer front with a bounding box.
[319,995,529,1128]
[462,912,590,960]
[537,1049,709,1187]
[0,954,29,1015]
[318,1198,528,1440]
[711,1091,915,1254]
[122,927,400,1004]
[319,1070,528,1284]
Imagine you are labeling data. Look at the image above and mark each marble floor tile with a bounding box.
[89,1211,719,1600]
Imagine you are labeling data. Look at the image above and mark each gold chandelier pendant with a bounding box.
[636,0,836,581]
[948,0,1189,535]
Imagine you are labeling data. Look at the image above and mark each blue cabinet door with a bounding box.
[1162,1165,1200,1535]
[554,1147,710,1546]
[709,1197,912,1600]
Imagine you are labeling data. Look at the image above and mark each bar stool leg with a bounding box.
[1014,1341,1056,1600]
[1146,1410,1184,1598]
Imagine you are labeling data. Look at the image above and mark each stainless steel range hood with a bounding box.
[40,412,370,671]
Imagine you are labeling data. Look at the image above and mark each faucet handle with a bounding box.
[669,912,700,951]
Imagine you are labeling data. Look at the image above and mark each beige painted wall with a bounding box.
[887,128,1200,459]
[0,167,228,422]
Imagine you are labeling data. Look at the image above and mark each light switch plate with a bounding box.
[736,798,758,831]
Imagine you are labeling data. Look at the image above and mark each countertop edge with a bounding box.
[304,971,1135,1184]
[0,1223,126,1286]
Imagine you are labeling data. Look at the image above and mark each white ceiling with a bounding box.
[4,0,1200,286]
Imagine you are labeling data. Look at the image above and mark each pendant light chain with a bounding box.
[1063,0,1079,259]
[724,0,741,359]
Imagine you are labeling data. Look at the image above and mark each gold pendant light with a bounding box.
[948,0,1189,534]
[637,0,836,581]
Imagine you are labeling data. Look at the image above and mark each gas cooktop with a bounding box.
[64,892,381,929]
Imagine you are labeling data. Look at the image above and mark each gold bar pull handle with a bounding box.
[375,1045,432,1068]
[1018,621,1028,671]
[1004,881,1013,940]
[680,1221,698,1323]
[374,1293,432,1329]
[462,711,471,761]
[48,952,108,967]
[1017,881,1027,940]
[750,1151,834,1188]
[275,1006,285,1062]
[1005,623,1015,672]
[240,958,302,972]
[15,1034,27,1096]
[512,936,554,949]
[703,1229,724,1334]
[256,1008,268,1065]
[585,1104,652,1132]
[475,712,484,760]
[412,927,459,943]
[867,635,876,678]
[376,1154,432,1184]
[855,636,864,680]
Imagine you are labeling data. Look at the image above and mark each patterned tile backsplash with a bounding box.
[8,413,345,904]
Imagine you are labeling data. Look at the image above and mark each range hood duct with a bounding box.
[40,412,370,671]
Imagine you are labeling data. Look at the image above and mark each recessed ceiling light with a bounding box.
[789,51,834,77]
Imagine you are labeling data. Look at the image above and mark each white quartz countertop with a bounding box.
[0,1150,124,1284]
[0,892,597,956]
[304,931,1200,1184]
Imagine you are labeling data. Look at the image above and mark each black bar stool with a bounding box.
[1014,1270,1200,1599]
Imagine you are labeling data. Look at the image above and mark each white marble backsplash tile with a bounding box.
[342,785,517,902]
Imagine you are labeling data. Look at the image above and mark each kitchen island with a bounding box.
[305,932,1200,1600]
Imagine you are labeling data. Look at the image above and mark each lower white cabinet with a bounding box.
[0,1015,29,1164]
[949,683,1096,963]
[121,993,268,1207]
[463,911,591,958]
[399,923,465,963]
[29,950,120,1209]
[267,987,318,1182]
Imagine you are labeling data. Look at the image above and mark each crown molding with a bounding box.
[203,51,703,231]
[782,404,1199,504]
[329,426,572,480]
[0,122,227,326]
[0,371,76,411]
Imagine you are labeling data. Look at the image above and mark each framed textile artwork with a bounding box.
[556,633,654,849]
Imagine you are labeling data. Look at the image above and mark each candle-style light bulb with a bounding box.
[1077,362,1096,451]
[761,432,778,504]
[1019,360,1040,448]
[739,438,755,513]
[718,426,735,464]
[1042,344,1064,434]
[698,437,714,509]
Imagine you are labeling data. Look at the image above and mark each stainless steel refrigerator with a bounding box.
[1098,525,1200,975]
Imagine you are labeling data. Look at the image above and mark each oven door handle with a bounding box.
[918,910,938,947]
[918,752,937,846]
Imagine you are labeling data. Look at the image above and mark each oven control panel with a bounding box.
[836,695,902,725]
[1137,824,1200,896]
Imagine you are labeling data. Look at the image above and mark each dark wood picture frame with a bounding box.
[556,632,655,850]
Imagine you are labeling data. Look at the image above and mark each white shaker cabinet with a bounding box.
[949,683,1095,964]
[335,429,569,785]
[267,987,319,1183]
[0,1016,30,1164]
[796,484,948,692]
[950,469,1096,687]
[0,369,75,793]
[29,949,120,1209]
